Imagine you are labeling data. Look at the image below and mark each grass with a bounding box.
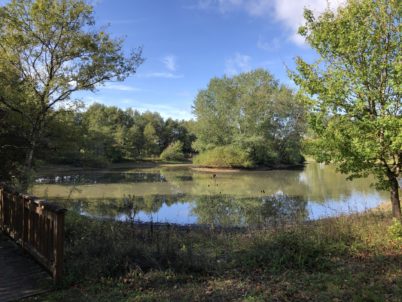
[25,208,402,302]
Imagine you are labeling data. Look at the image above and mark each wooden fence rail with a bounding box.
[0,184,67,283]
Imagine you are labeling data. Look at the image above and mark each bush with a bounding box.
[160,141,185,161]
[193,145,254,168]
[388,218,402,243]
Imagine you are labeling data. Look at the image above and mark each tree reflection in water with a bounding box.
[54,193,307,227]
[192,194,308,228]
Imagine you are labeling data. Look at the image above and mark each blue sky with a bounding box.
[78,0,345,120]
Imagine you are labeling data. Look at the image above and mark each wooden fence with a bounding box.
[0,184,67,283]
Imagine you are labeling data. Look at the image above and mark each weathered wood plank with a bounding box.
[0,232,52,302]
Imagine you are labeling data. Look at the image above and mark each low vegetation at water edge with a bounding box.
[193,146,254,168]
[159,141,186,162]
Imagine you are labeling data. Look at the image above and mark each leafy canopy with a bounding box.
[0,0,143,182]
[292,0,401,214]
[193,69,306,167]
[0,0,143,115]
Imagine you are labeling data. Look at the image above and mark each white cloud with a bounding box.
[195,0,346,45]
[100,83,141,91]
[225,53,251,76]
[161,55,177,72]
[137,55,182,79]
[257,36,281,51]
[138,72,183,79]
[271,0,346,45]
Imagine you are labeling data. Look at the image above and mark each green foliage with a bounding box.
[193,145,254,168]
[143,123,160,157]
[32,103,196,167]
[78,104,195,164]
[160,141,185,161]
[0,109,29,181]
[0,0,143,183]
[83,104,133,163]
[162,119,196,154]
[388,219,402,243]
[193,69,306,167]
[292,0,401,216]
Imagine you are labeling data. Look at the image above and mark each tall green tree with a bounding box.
[143,123,160,156]
[193,69,306,166]
[292,0,401,218]
[0,0,143,184]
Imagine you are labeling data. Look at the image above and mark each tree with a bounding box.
[161,118,196,154]
[36,108,85,165]
[0,108,29,181]
[292,0,401,218]
[160,141,185,161]
[142,111,164,154]
[0,0,143,184]
[143,123,160,156]
[193,69,306,167]
[52,103,195,165]
[83,104,125,162]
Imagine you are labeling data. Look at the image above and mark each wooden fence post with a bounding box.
[53,210,66,283]
[0,187,4,228]
[22,196,26,250]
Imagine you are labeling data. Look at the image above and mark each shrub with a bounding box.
[160,141,185,161]
[193,145,254,168]
[388,218,402,243]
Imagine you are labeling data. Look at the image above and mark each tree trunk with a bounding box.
[22,116,45,189]
[20,136,37,191]
[25,143,35,171]
[390,175,401,220]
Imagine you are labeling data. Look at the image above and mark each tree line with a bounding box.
[1,103,196,171]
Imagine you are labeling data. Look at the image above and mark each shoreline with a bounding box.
[37,160,306,174]
[191,163,305,173]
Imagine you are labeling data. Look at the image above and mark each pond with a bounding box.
[32,162,388,227]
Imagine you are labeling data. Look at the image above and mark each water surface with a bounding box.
[32,162,388,227]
